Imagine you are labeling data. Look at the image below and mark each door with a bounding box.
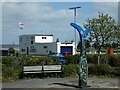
[60,46,73,55]
[27,47,29,55]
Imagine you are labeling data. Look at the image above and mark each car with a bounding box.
[48,52,68,64]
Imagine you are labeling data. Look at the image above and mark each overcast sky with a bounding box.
[1,1,118,44]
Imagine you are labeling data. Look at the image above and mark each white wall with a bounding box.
[35,36,53,43]
[56,42,76,55]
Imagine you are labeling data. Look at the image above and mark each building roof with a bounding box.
[19,34,53,37]
[0,44,19,50]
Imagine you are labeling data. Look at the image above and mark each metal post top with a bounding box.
[69,6,81,10]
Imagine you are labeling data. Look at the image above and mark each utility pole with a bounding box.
[69,6,81,54]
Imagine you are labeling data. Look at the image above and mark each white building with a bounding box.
[19,34,75,55]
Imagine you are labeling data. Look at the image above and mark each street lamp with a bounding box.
[69,6,81,54]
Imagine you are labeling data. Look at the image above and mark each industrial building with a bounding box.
[19,34,75,55]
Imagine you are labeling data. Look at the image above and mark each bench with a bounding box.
[22,65,62,78]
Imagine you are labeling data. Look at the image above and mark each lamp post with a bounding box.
[69,6,81,54]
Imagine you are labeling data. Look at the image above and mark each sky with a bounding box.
[1,1,119,44]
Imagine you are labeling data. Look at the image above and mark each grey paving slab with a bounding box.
[2,77,119,89]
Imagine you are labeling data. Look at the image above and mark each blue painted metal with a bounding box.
[70,22,92,87]
[60,46,73,55]
[70,23,92,40]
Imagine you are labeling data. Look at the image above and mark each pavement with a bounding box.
[2,76,120,89]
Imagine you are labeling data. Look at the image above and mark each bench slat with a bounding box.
[43,65,61,71]
[23,66,42,71]
[24,71,42,74]
[44,71,62,73]
[23,65,62,75]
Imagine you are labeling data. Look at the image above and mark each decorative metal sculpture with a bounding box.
[70,23,92,87]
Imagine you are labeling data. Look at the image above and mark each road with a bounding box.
[2,77,119,89]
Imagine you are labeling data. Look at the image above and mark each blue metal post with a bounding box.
[70,23,92,87]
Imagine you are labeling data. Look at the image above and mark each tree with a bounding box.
[111,42,118,49]
[8,47,15,56]
[8,47,15,52]
[113,25,120,49]
[56,38,59,42]
[77,40,91,50]
[84,12,119,64]
[85,40,91,49]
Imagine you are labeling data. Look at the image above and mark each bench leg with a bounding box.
[42,72,45,79]
[19,71,24,79]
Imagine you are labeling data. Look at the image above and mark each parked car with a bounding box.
[48,52,68,64]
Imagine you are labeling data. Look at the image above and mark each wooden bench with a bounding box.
[22,65,62,78]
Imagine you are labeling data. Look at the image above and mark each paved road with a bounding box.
[2,77,119,89]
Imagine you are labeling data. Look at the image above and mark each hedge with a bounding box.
[88,64,112,76]
[64,55,79,64]
[2,55,60,82]
[62,64,79,77]
[65,54,120,67]
[2,54,120,82]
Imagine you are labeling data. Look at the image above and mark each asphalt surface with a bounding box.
[2,77,120,89]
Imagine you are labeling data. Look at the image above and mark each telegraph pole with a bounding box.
[69,6,81,54]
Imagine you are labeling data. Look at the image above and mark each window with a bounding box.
[30,49,36,53]
[44,46,47,49]
[20,38,22,42]
[42,37,47,39]
[31,36,34,39]
[31,41,33,44]
[21,49,26,52]
[31,46,34,49]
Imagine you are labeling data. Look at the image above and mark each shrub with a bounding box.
[18,55,60,66]
[64,54,79,64]
[2,57,17,66]
[2,54,120,82]
[107,55,120,67]
[2,64,22,82]
[111,66,120,77]
[86,54,98,64]
[87,54,120,66]
[62,64,78,77]
[99,54,108,64]
[49,56,60,65]
[88,64,112,76]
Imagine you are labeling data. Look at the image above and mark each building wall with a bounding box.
[35,36,53,43]
[56,42,75,55]
[29,43,57,55]
[19,34,55,55]
[19,34,75,55]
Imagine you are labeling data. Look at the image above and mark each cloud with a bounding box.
[3,2,72,23]
[2,2,118,44]
[2,2,74,44]
[93,2,118,22]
